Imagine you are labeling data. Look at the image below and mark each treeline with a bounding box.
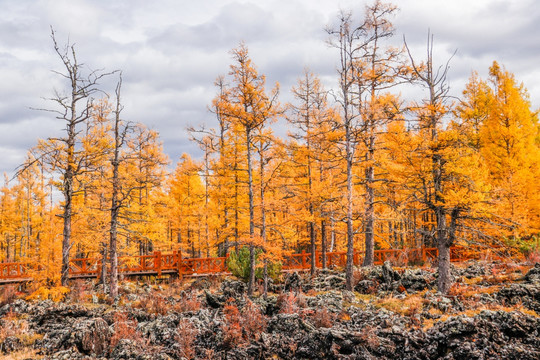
[1,1,539,294]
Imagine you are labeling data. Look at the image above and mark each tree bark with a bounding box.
[321,219,327,269]
[246,127,256,297]
[60,88,77,286]
[345,123,355,291]
[363,141,375,266]
[109,76,123,299]
[309,222,316,277]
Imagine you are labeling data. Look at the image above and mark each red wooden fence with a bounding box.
[0,246,469,284]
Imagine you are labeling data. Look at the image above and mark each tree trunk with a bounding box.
[309,222,316,277]
[321,219,327,269]
[363,155,375,266]
[437,241,451,294]
[109,77,123,299]
[246,128,256,296]
[61,197,72,286]
[345,125,355,291]
[260,142,268,298]
[100,246,107,286]
[439,209,459,294]
[61,136,74,287]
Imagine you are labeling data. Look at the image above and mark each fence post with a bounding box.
[98,260,102,281]
[179,251,183,280]
[225,253,229,272]
[301,250,306,268]
[154,251,162,276]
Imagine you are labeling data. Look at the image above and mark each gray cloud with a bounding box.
[1,0,539,179]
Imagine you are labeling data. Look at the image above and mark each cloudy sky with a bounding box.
[1,0,539,178]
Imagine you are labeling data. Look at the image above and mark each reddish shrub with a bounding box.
[175,319,197,359]
[110,312,145,349]
[0,285,17,307]
[222,299,242,348]
[174,291,202,313]
[278,291,309,314]
[136,294,169,315]
[68,280,90,303]
[311,308,333,328]
[242,299,266,341]
[222,297,267,348]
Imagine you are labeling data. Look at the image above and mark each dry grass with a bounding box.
[449,283,501,299]
[0,311,43,356]
[0,312,28,342]
[374,294,426,317]
[133,294,169,315]
[422,304,539,331]
[0,349,43,359]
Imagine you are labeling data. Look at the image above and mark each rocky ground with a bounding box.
[0,261,539,359]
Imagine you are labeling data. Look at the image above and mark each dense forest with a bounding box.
[1,1,539,296]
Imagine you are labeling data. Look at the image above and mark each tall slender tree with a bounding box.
[218,43,279,296]
[34,29,115,285]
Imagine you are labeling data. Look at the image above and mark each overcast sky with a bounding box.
[1,0,539,179]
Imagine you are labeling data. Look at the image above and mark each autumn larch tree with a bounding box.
[327,1,404,290]
[353,1,405,266]
[480,62,540,237]
[218,43,279,296]
[288,69,339,275]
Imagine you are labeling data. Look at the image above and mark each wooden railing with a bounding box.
[0,246,467,284]
[0,262,29,280]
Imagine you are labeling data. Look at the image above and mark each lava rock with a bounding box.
[205,290,225,308]
[221,279,246,299]
[76,317,111,355]
[0,336,22,354]
[497,283,540,312]
[283,272,302,292]
[525,263,540,283]
[399,268,434,292]
[382,261,401,284]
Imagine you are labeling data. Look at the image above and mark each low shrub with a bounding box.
[174,291,202,313]
[0,285,18,307]
[175,319,197,359]
[26,286,69,302]
[110,312,145,349]
[222,297,267,348]
[226,246,281,282]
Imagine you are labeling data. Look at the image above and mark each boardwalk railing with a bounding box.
[0,246,469,284]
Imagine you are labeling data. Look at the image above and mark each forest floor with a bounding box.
[0,260,539,359]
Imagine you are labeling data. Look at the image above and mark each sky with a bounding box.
[1,0,539,178]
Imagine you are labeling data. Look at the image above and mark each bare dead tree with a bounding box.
[109,73,133,299]
[405,32,456,294]
[327,10,361,291]
[38,28,117,286]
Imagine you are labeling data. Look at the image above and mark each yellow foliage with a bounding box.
[26,286,70,302]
